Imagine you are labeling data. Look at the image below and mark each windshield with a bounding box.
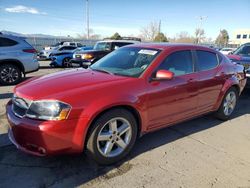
[233,44,250,56]
[90,47,161,77]
[94,42,111,51]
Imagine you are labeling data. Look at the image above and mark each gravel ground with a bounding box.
[0,61,250,188]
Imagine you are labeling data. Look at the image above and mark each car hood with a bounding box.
[15,68,131,100]
[75,49,106,54]
[227,54,242,61]
[227,54,250,61]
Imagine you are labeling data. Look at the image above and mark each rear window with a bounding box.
[196,50,219,71]
[0,37,18,47]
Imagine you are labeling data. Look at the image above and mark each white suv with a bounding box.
[0,34,39,85]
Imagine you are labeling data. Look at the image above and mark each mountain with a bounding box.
[0,30,65,38]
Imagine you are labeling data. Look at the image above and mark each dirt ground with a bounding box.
[0,61,250,188]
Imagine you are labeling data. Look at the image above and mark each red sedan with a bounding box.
[6,43,246,165]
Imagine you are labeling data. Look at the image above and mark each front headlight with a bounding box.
[82,54,93,60]
[26,100,71,121]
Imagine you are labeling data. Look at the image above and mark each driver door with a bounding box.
[146,50,199,130]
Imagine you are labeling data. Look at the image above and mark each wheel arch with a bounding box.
[214,79,241,111]
[0,59,25,73]
[83,105,142,150]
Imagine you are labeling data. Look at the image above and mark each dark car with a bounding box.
[227,43,250,86]
[7,43,246,165]
[70,39,140,68]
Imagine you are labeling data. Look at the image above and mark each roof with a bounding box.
[126,42,215,51]
[97,40,140,44]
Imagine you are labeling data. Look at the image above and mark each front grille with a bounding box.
[12,103,27,118]
[12,96,31,118]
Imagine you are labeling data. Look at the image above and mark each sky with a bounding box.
[0,0,250,40]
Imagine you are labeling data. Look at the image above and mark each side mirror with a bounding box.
[152,70,174,81]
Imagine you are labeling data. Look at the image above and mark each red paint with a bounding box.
[227,54,241,61]
[6,44,247,156]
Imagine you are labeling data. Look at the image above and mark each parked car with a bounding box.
[227,43,250,86]
[39,45,78,60]
[70,39,140,68]
[219,47,235,55]
[50,46,93,67]
[6,43,246,165]
[42,41,76,51]
[0,34,39,85]
[62,42,83,47]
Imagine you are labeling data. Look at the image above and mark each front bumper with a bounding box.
[6,102,89,156]
[70,59,92,68]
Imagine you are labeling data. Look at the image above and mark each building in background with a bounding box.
[230,29,250,46]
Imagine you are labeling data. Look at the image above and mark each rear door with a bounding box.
[195,50,226,112]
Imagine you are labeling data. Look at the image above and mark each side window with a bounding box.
[196,50,218,71]
[158,50,193,76]
[77,43,82,47]
[0,37,18,47]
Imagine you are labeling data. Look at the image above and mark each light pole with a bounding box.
[86,0,90,40]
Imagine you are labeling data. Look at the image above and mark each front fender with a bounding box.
[80,94,145,127]
[75,94,146,150]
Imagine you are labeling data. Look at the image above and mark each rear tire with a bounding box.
[86,108,138,165]
[215,87,238,120]
[0,64,22,85]
[62,57,72,68]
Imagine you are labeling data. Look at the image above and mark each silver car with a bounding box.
[0,34,39,85]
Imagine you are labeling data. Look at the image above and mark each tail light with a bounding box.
[23,49,37,53]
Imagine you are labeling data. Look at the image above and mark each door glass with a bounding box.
[196,50,218,71]
[158,50,193,76]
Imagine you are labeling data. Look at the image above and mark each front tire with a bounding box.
[0,64,22,85]
[86,108,138,165]
[215,87,238,120]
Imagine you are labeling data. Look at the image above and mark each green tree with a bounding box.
[110,32,122,40]
[215,29,229,46]
[153,32,168,42]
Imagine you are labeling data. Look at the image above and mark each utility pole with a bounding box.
[197,16,207,30]
[86,0,90,40]
[158,20,161,34]
[196,16,207,44]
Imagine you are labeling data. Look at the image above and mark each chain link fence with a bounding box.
[25,37,98,51]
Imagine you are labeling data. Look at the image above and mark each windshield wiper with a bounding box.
[90,68,114,75]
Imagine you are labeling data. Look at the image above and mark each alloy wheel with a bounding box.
[97,117,132,158]
[63,58,71,67]
[0,66,19,84]
[223,91,237,116]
